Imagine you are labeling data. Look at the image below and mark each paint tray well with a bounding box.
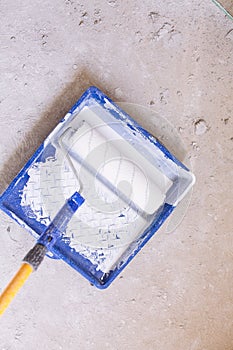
[0,87,195,288]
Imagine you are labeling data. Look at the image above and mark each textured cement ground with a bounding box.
[0,1,233,349]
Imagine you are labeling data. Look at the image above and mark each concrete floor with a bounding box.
[0,0,233,349]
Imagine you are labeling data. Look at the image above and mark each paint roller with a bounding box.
[0,112,172,315]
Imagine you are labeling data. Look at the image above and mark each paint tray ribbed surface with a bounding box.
[0,87,195,288]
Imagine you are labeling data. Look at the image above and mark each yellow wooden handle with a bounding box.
[0,263,33,316]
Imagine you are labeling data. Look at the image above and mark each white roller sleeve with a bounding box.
[60,108,173,215]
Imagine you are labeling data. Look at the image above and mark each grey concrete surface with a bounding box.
[0,0,233,349]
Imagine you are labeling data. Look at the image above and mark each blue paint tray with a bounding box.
[0,87,195,288]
